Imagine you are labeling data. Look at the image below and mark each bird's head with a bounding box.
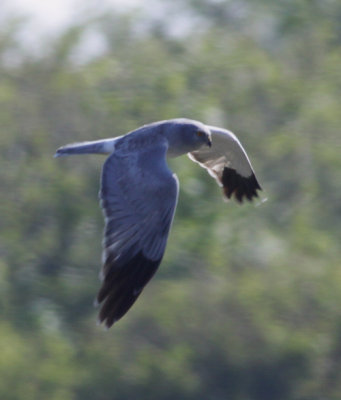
[165,118,212,157]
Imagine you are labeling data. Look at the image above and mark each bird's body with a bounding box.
[55,118,261,327]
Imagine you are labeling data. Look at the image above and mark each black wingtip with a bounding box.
[222,167,261,203]
[96,251,161,328]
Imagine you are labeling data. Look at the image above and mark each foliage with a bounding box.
[1,1,341,398]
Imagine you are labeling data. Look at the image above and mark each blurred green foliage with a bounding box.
[1,0,341,398]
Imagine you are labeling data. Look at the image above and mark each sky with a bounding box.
[2,0,191,61]
[2,0,147,60]
[4,0,143,33]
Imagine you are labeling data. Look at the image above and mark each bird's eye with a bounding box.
[197,131,204,137]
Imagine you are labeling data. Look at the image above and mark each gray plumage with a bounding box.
[55,118,261,328]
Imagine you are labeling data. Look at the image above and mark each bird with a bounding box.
[55,118,261,328]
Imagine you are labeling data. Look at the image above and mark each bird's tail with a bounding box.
[54,138,120,158]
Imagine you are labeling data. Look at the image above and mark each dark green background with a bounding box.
[1,1,341,398]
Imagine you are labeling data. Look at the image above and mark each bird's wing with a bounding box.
[97,143,178,327]
[188,125,261,202]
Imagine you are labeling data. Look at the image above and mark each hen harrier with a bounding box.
[55,118,261,327]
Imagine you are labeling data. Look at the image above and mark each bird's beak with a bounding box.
[207,137,212,148]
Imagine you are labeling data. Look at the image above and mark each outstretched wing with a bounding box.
[97,143,178,327]
[188,125,261,202]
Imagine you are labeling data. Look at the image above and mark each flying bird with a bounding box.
[55,118,261,328]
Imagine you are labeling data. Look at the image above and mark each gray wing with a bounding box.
[188,125,261,202]
[97,143,179,327]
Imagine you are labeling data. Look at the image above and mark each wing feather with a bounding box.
[98,143,178,327]
[188,126,261,202]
